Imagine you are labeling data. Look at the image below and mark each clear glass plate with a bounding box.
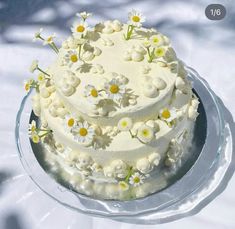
[15,66,233,224]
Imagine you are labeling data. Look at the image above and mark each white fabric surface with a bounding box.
[0,0,235,228]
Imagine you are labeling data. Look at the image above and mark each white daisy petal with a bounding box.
[128,9,145,27]
[71,121,95,145]
[159,107,178,123]
[71,21,89,38]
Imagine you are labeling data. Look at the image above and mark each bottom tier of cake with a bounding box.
[34,120,195,200]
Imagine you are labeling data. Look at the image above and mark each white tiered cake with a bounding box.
[27,11,199,200]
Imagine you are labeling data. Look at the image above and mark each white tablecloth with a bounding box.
[0,0,235,228]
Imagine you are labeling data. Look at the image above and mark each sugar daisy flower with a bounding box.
[149,34,164,48]
[37,73,45,83]
[125,9,145,40]
[76,11,92,21]
[28,120,37,135]
[129,172,145,187]
[64,50,83,68]
[128,9,145,27]
[29,60,39,73]
[31,133,40,143]
[137,124,154,143]
[154,46,166,58]
[83,85,101,104]
[24,79,33,93]
[29,60,50,76]
[71,121,95,145]
[64,114,77,131]
[43,33,56,45]
[71,21,89,38]
[159,107,177,123]
[118,181,130,191]
[104,78,125,102]
[117,117,133,131]
[33,28,43,42]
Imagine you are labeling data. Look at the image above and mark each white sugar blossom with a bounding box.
[129,172,145,187]
[76,153,92,170]
[29,60,38,73]
[33,28,43,42]
[43,33,56,45]
[137,124,154,143]
[71,21,89,38]
[128,9,145,27]
[142,38,151,48]
[76,11,92,21]
[136,158,152,174]
[149,34,164,47]
[71,121,95,145]
[103,166,116,178]
[117,117,133,131]
[104,78,126,102]
[110,160,128,178]
[159,107,177,123]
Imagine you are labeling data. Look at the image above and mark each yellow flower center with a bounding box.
[162,109,171,119]
[31,126,36,132]
[142,129,150,137]
[38,73,44,81]
[90,88,98,97]
[79,127,88,136]
[76,25,85,33]
[121,121,127,127]
[119,182,128,190]
[153,37,159,43]
[67,118,74,127]
[24,83,30,91]
[132,15,140,22]
[47,37,53,42]
[155,48,165,57]
[70,54,78,62]
[109,84,119,94]
[133,176,140,183]
[32,135,40,143]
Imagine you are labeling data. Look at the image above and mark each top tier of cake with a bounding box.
[45,22,184,127]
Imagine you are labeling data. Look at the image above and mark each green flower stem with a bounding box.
[125,25,135,40]
[30,81,39,92]
[124,166,133,182]
[37,67,50,76]
[38,36,45,41]
[39,130,52,138]
[50,42,59,54]
[128,130,146,144]
[38,36,58,54]
[129,130,136,138]
[156,60,167,66]
[147,47,155,63]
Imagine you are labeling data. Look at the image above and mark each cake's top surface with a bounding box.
[46,16,181,126]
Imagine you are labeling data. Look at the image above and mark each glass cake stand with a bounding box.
[15,66,233,224]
